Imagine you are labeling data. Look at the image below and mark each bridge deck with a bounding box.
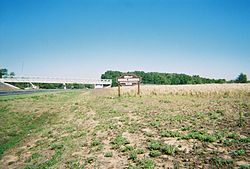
[0,77,112,85]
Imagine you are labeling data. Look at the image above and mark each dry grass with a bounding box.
[0,84,250,169]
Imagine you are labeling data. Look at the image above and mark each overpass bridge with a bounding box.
[0,76,112,89]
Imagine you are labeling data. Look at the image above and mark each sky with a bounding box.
[0,0,250,80]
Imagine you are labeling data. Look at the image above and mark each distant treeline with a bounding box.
[101,70,247,87]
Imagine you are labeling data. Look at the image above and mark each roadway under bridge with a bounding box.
[0,77,112,89]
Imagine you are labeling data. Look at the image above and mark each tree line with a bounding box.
[101,70,248,87]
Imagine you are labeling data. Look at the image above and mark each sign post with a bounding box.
[117,74,141,97]
[118,84,121,97]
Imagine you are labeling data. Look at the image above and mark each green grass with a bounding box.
[0,108,52,158]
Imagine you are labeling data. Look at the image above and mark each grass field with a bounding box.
[0,84,250,169]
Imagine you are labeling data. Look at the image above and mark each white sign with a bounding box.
[117,74,140,86]
[117,78,140,82]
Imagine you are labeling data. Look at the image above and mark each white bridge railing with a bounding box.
[0,77,112,85]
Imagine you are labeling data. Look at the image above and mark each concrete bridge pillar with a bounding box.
[63,83,67,90]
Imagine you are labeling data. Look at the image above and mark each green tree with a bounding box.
[0,68,8,78]
[10,72,15,78]
[236,73,247,83]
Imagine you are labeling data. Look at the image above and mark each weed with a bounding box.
[136,158,155,169]
[65,160,83,169]
[181,125,192,131]
[128,151,137,161]
[90,138,102,147]
[51,143,64,150]
[135,148,145,154]
[149,150,161,157]
[24,152,42,163]
[37,147,63,168]
[182,131,217,142]
[239,111,245,127]
[148,140,162,150]
[173,160,180,169]
[210,157,233,168]
[239,164,250,169]
[161,144,178,155]
[231,149,246,156]
[239,136,250,142]
[121,145,134,152]
[244,112,250,117]
[110,134,130,149]
[104,151,113,157]
[227,133,238,139]
[85,156,95,164]
[148,140,178,155]
[149,121,161,127]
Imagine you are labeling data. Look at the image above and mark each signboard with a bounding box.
[117,74,140,86]
[117,74,141,96]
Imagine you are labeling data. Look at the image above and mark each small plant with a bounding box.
[90,138,101,147]
[150,121,161,127]
[136,158,155,169]
[239,164,250,169]
[50,143,64,150]
[121,145,134,152]
[160,130,181,137]
[135,148,145,154]
[161,144,178,155]
[227,133,238,139]
[182,131,217,142]
[239,111,245,127]
[86,156,95,164]
[149,150,161,157]
[244,112,250,117]
[110,134,130,149]
[128,151,137,161]
[148,140,162,150]
[210,157,233,168]
[239,136,250,143]
[181,125,191,131]
[104,151,113,157]
[231,149,246,156]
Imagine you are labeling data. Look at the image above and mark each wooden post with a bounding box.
[118,84,121,97]
[137,82,140,95]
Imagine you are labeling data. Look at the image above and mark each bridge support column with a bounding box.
[30,82,39,89]
[95,84,103,89]
[63,83,67,90]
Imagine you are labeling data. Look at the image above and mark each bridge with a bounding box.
[0,76,112,89]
